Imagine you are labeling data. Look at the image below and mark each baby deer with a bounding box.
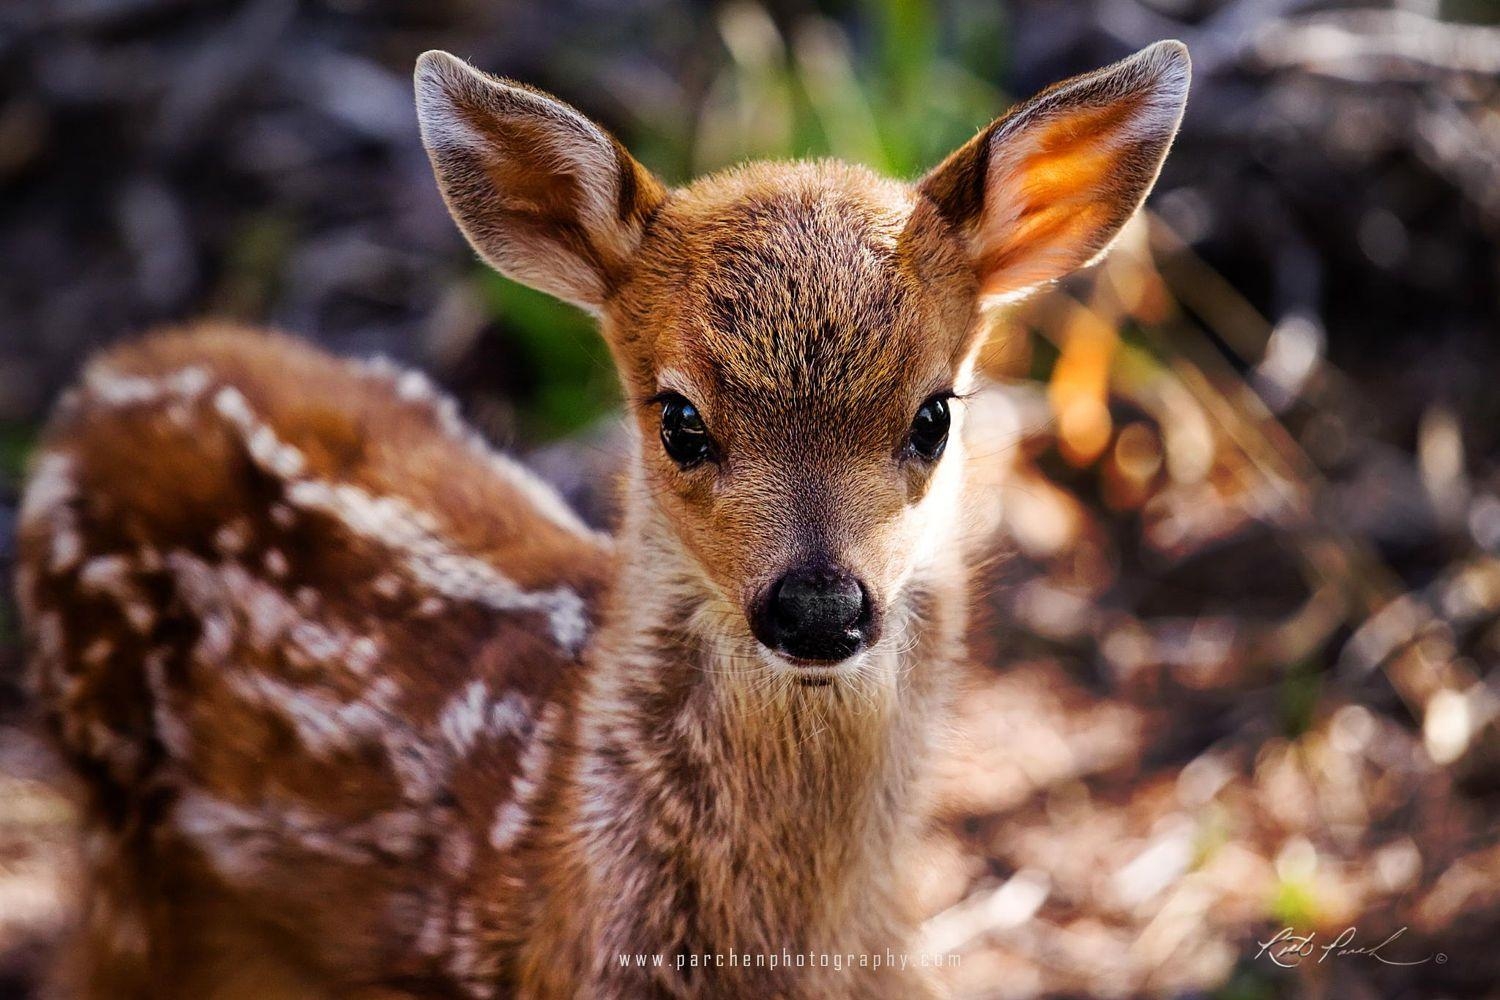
[18,41,1188,999]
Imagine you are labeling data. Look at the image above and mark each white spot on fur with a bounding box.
[439,680,490,755]
[144,649,192,760]
[49,531,83,575]
[82,639,112,667]
[416,904,450,958]
[19,452,84,574]
[263,548,289,578]
[347,636,380,676]
[486,801,528,854]
[83,365,210,407]
[213,519,251,556]
[19,452,76,528]
[487,701,560,852]
[294,587,319,613]
[285,479,588,653]
[213,386,306,480]
[488,691,533,740]
[437,687,540,802]
[78,554,157,634]
[287,620,344,667]
[195,612,235,664]
[32,612,66,686]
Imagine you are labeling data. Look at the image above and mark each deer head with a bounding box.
[415,42,1189,681]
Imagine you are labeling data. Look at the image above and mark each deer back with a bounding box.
[17,323,609,995]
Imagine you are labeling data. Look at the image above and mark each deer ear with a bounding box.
[920,41,1189,302]
[415,51,666,312]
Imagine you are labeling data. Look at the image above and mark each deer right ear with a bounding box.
[919,41,1189,304]
[415,51,666,312]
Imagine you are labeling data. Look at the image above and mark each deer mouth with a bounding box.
[755,647,869,685]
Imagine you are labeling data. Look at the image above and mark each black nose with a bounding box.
[752,563,873,663]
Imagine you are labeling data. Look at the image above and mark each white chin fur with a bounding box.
[756,646,869,680]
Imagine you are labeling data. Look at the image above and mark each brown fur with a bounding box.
[19,42,1188,999]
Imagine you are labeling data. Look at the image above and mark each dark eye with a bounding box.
[907,395,950,461]
[659,394,716,468]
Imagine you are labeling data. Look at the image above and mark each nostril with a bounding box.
[761,564,871,662]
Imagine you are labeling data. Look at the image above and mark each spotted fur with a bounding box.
[21,41,1188,999]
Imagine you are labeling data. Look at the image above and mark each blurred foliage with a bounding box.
[1213,967,1282,1000]
[1271,875,1322,930]
[1278,658,1322,736]
[477,271,614,439]
[0,422,33,486]
[694,0,1005,175]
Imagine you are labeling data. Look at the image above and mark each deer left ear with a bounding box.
[415,50,666,313]
[920,41,1190,302]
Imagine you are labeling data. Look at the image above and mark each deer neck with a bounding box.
[563,473,952,953]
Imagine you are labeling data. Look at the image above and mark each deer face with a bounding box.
[607,166,978,667]
[415,43,1189,673]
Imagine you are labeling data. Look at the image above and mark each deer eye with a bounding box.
[906,395,951,462]
[658,394,716,468]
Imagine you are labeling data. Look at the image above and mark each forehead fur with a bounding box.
[616,161,971,407]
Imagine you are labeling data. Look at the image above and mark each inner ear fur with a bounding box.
[920,40,1190,302]
[415,50,666,311]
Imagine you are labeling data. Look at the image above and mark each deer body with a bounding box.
[18,42,1189,999]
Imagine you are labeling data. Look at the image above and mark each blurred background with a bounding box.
[1,0,1499,997]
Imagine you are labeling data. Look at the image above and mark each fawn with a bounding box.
[17,41,1188,999]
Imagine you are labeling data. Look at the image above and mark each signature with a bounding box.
[1255,926,1446,968]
